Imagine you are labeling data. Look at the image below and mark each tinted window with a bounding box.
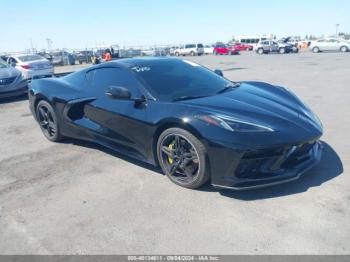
[197,44,203,48]
[131,59,232,101]
[87,67,139,95]
[185,44,195,48]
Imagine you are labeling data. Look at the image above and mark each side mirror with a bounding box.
[214,69,223,77]
[105,86,131,100]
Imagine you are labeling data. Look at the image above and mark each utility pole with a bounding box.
[46,38,53,51]
[30,38,34,53]
[336,24,340,37]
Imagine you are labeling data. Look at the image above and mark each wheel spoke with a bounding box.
[169,160,181,175]
[174,135,180,150]
[48,121,56,133]
[39,107,47,120]
[161,146,175,158]
[40,120,48,127]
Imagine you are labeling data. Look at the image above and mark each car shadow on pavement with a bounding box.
[64,139,342,200]
[0,94,28,104]
[63,139,163,174]
[200,141,343,200]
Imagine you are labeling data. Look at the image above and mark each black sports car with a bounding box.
[29,57,323,190]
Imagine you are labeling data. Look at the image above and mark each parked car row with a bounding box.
[169,42,254,57]
[254,37,349,54]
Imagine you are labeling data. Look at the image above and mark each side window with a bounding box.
[87,67,139,96]
[8,57,17,65]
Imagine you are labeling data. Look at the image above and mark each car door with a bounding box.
[328,39,340,51]
[184,44,192,55]
[271,41,279,52]
[322,39,334,51]
[83,66,149,159]
[262,41,270,52]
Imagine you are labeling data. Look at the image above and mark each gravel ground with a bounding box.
[0,51,349,254]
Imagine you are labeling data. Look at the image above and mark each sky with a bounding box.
[1,0,350,52]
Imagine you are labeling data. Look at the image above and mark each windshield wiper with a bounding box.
[173,95,208,102]
[217,82,241,94]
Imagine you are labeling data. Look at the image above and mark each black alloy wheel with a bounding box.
[157,128,209,189]
[36,100,62,142]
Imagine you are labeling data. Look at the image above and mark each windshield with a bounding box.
[18,55,43,62]
[0,58,8,68]
[131,59,232,101]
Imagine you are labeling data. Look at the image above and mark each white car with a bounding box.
[203,45,214,54]
[6,54,54,80]
[310,38,350,53]
[173,44,204,56]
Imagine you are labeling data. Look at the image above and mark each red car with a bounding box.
[213,44,239,55]
[233,43,253,51]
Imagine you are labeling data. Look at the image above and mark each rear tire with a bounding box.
[340,46,348,52]
[36,100,63,142]
[175,52,180,57]
[313,47,320,53]
[157,128,209,189]
[257,48,264,55]
[190,51,195,56]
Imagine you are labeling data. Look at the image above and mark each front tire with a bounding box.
[157,128,209,189]
[257,48,264,55]
[279,47,286,54]
[175,52,180,57]
[36,100,62,142]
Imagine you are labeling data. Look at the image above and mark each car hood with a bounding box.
[0,66,20,79]
[182,81,322,136]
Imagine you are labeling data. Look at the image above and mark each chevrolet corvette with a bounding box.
[29,57,323,190]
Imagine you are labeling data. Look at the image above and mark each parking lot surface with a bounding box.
[0,52,349,254]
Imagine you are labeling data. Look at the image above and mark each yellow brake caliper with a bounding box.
[168,142,175,164]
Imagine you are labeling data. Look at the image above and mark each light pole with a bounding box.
[336,24,340,37]
[46,38,53,51]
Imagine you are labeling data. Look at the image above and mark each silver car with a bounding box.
[0,58,28,98]
[310,38,350,53]
[6,54,54,80]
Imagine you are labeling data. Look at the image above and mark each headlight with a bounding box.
[195,114,274,132]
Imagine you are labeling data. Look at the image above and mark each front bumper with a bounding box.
[210,140,323,190]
